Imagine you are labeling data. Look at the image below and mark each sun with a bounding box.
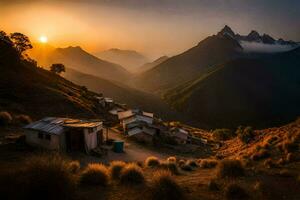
[39,36,48,43]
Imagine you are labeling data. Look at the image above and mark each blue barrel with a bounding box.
[113,141,124,153]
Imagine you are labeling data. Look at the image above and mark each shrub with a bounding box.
[199,159,218,168]
[0,111,12,126]
[145,156,160,168]
[120,163,145,184]
[217,160,245,178]
[180,164,193,171]
[159,161,179,175]
[213,129,234,141]
[80,163,109,186]
[237,126,255,144]
[67,161,80,174]
[14,114,32,125]
[109,161,126,180]
[178,159,186,167]
[151,170,183,200]
[251,149,270,161]
[225,183,248,200]
[167,156,177,163]
[0,154,77,200]
[187,160,198,168]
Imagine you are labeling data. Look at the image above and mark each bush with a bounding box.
[14,114,32,125]
[237,126,255,144]
[167,156,177,163]
[213,129,234,141]
[251,149,270,161]
[178,159,186,167]
[80,163,109,186]
[0,111,12,126]
[67,161,80,174]
[217,160,245,178]
[120,163,145,184]
[199,159,218,168]
[151,170,183,200]
[145,156,160,168]
[109,161,126,180]
[187,160,198,168]
[180,164,193,171]
[159,162,179,175]
[225,183,248,200]
[0,154,77,200]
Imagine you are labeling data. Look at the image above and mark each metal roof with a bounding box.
[24,117,102,135]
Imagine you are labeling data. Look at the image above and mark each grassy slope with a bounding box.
[163,48,300,128]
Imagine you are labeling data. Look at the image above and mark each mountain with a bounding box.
[63,68,181,121]
[135,35,243,92]
[0,35,108,120]
[137,56,169,73]
[96,48,149,72]
[30,46,131,82]
[163,47,300,129]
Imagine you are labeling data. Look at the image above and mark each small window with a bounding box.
[38,132,43,139]
[45,134,51,141]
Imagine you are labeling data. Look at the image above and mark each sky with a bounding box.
[1,0,299,58]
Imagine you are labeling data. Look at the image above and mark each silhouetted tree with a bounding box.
[10,32,32,55]
[50,63,66,74]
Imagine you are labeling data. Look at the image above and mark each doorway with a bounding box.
[66,128,85,152]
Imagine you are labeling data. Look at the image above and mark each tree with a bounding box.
[50,63,66,74]
[10,32,32,54]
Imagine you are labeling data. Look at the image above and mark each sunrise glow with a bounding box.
[39,36,48,43]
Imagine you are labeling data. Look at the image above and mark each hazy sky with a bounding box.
[1,0,299,58]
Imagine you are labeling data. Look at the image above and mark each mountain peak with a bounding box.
[218,25,235,38]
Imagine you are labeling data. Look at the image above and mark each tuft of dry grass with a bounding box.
[225,183,249,200]
[67,161,81,174]
[217,159,245,178]
[80,163,109,186]
[151,170,183,200]
[14,114,32,125]
[159,161,179,175]
[0,154,77,200]
[178,159,186,167]
[180,163,193,171]
[0,111,12,126]
[187,160,198,168]
[145,156,160,168]
[167,156,177,163]
[120,163,145,184]
[199,159,218,169]
[109,161,126,180]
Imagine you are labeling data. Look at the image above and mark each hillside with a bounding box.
[0,34,107,120]
[63,68,182,121]
[96,48,149,72]
[135,35,243,93]
[137,56,169,73]
[164,47,300,128]
[30,46,131,82]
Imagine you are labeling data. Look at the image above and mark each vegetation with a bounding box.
[151,170,183,200]
[67,161,81,174]
[225,183,248,200]
[80,163,109,186]
[50,63,66,75]
[187,160,198,168]
[213,129,235,141]
[199,159,218,168]
[14,114,32,125]
[120,163,145,184]
[0,111,12,126]
[109,161,126,180]
[217,159,245,178]
[167,156,177,163]
[159,161,179,175]
[237,126,255,144]
[10,32,32,55]
[145,156,160,168]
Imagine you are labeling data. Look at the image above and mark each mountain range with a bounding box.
[95,48,149,72]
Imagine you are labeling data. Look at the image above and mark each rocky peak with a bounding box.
[218,25,236,38]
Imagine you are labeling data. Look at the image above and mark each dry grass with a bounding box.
[14,114,32,125]
[178,159,186,167]
[80,163,109,186]
[67,161,81,174]
[251,149,270,161]
[0,154,77,200]
[180,163,193,171]
[109,161,126,180]
[217,160,245,178]
[199,159,218,169]
[159,161,179,175]
[150,170,183,200]
[167,156,177,163]
[225,183,249,200]
[187,160,198,168]
[120,163,145,185]
[0,111,12,126]
[145,156,160,168]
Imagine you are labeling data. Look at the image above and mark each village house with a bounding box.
[170,127,191,144]
[24,117,104,153]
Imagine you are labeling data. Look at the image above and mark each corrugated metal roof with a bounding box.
[24,117,102,135]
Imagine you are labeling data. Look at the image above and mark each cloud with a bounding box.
[240,41,296,53]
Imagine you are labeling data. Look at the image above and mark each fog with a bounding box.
[240,41,296,53]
